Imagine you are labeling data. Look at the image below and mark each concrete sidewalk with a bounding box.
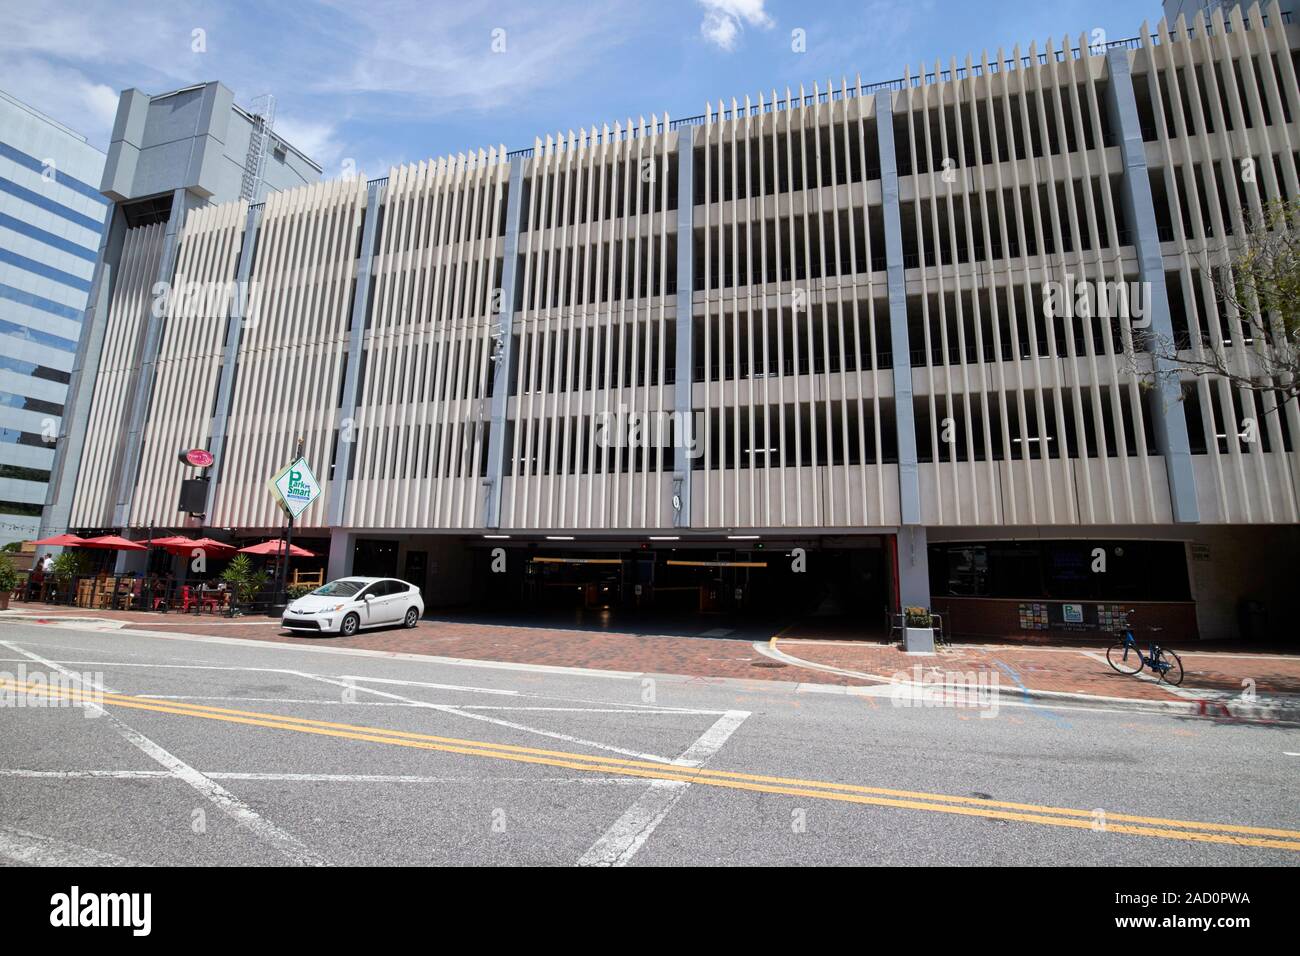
[3,602,1298,721]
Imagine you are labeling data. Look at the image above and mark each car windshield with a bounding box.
[312,580,364,597]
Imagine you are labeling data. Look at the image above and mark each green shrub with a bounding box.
[286,583,314,600]
[51,551,89,583]
[220,554,269,604]
[0,553,18,593]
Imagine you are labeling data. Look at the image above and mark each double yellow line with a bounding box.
[7,677,1300,852]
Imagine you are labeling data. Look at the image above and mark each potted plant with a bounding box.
[0,553,18,610]
[50,551,89,604]
[221,554,268,613]
[902,605,936,653]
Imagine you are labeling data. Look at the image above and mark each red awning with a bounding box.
[238,539,315,557]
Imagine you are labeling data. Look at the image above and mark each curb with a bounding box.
[759,639,1300,724]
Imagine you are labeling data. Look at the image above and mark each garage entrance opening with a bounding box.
[353,539,399,578]
[462,539,890,640]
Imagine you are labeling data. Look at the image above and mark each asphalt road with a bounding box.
[0,619,1296,866]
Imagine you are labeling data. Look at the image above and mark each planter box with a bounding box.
[903,626,935,653]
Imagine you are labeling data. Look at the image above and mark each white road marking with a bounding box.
[209,772,645,785]
[133,696,717,715]
[0,653,723,715]
[294,671,688,765]
[576,710,749,867]
[335,674,519,695]
[0,825,148,866]
[0,769,647,786]
[0,639,329,867]
[138,696,410,704]
[0,769,173,779]
[574,778,691,866]
[125,692,723,717]
[341,673,727,714]
[754,639,885,683]
[451,706,724,714]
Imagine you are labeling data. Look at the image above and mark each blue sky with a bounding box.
[2,0,1169,179]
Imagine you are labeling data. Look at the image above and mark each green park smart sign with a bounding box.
[268,457,321,520]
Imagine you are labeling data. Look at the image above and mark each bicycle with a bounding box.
[1105,610,1184,686]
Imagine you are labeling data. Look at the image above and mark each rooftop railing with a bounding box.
[305,9,1296,174]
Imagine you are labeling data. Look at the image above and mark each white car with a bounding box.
[282,577,424,636]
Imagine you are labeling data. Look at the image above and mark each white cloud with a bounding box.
[0,57,121,145]
[314,1,641,113]
[272,116,345,169]
[697,0,773,51]
[0,0,646,177]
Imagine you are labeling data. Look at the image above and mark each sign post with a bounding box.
[267,449,320,604]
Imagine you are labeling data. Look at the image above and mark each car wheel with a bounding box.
[403,606,419,629]
[339,612,360,637]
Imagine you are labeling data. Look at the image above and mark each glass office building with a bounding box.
[0,89,107,544]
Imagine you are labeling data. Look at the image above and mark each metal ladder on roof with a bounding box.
[239,94,276,203]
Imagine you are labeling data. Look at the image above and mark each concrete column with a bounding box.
[1106,49,1200,523]
[672,126,695,529]
[875,91,922,526]
[326,178,385,527]
[326,528,354,581]
[112,187,201,527]
[484,157,526,528]
[896,525,930,609]
[204,202,263,516]
[37,205,128,545]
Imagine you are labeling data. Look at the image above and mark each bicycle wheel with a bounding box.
[1155,649,1184,686]
[1107,641,1144,675]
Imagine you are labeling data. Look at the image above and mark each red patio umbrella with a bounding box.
[188,538,237,554]
[150,535,212,556]
[150,535,199,548]
[30,533,87,547]
[79,535,148,551]
[238,539,315,557]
